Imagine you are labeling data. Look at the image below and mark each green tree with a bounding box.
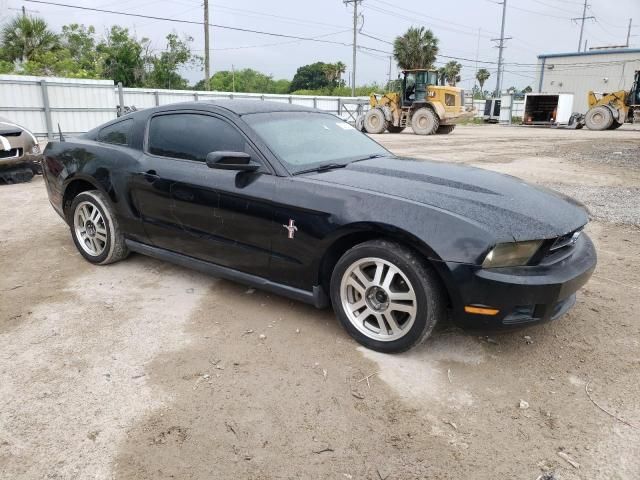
[145,34,199,89]
[0,59,12,74]
[289,61,346,92]
[195,68,290,93]
[0,15,58,64]
[97,26,149,87]
[440,61,462,86]
[322,61,346,90]
[475,68,490,92]
[60,24,102,77]
[393,26,438,70]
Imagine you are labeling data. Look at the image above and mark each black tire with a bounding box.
[0,167,34,184]
[68,190,129,265]
[435,124,456,135]
[411,107,440,135]
[386,125,405,134]
[585,105,614,130]
[363,108,387,134]
[330,239,445,353]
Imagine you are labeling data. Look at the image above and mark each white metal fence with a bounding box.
[0,74,370,139]
[0,75,115,138]
[0,74,526,138]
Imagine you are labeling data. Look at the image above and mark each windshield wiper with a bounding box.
[352,153,389,163]
[295,163,348,175]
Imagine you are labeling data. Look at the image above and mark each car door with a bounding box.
[130,111,276,278]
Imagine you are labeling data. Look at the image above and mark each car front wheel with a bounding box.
[330,240,445,353]
[69,190,129,265]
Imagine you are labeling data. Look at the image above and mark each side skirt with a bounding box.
[125,239,329,309]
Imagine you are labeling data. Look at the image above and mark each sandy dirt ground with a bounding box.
[1,125,639,480]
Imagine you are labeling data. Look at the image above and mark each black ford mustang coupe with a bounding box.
[42,101,596,352]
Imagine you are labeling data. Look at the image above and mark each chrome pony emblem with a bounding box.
[283,219,298,239]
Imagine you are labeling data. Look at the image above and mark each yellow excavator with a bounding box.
[584,70,640,130]
[358,69,474,135]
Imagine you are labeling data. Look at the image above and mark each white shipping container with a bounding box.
[522,93,574,126]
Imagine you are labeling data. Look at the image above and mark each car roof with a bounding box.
[205,99,317,115]
[149,99,318,116]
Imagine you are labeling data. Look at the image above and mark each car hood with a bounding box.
[305,156,588,241]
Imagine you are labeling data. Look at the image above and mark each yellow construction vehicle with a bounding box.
[584,69,640,130]
[359,69,473,135]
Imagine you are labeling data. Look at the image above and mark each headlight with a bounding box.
[482,240,543,268]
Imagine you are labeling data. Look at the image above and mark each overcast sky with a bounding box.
[2,0,639,90]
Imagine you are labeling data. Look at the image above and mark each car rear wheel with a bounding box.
[330,239,445,353]
[69,190,128,265]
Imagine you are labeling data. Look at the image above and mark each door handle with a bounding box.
[142,169,159,182]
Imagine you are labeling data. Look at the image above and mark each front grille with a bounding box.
[502,305,536,325]
[536,228,583,266]
[502,295,576,325]
[550,229,582,252]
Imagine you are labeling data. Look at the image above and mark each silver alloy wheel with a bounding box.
[73,200,108,256]
[340,257,418,342]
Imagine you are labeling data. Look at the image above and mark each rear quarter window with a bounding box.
[97,119,132,146]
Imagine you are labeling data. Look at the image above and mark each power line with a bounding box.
[359,30,541,67]
[369,0,500,37]
[200,29,353,52]
[23,0,354,48]
[365,3,497,40]
[209,3,350,31]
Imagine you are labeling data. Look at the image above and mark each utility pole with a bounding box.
[387,56,392,90]
[344,0,361,96]
[203,0,211,90]
[626,18,633,47]
[491,0,511,98]
[474,27,481,91]
[572,0,595,52]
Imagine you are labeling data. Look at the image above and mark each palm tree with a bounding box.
[441,61,462,86]
[393,26,439,70]
[0,15,59,64]
[335,61,346,86]
[322,61,348,90]
[476,68,490,91]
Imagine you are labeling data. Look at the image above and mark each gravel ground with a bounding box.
[1,124,639,480]
[547,185,640,225]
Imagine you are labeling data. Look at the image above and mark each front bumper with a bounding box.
[444,233,597,329]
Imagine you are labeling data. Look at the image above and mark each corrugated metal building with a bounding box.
[536,48,640,113]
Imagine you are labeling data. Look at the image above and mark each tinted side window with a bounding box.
[97,119,132,145]
[148,114,248,162]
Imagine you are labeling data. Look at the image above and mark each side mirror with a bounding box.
[206,151,259,172]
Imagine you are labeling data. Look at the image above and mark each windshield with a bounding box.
[243,112,389,174]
